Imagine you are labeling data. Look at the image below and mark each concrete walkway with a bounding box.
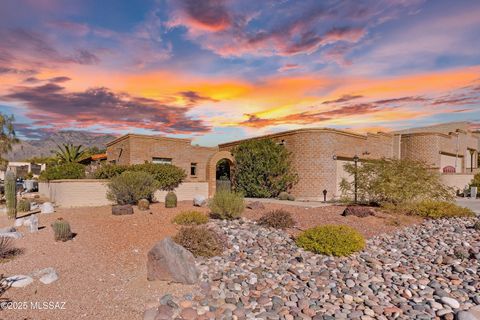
[456,198,480,215]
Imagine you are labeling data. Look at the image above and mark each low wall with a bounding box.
[441,174,474,192]
[39,180,209,208]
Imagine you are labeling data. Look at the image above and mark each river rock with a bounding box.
[112,204,134,215]
[193,195,207,207]
[40,202,54,214]
[6,275,34,288]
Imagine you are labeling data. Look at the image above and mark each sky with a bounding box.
[0,0,479,146]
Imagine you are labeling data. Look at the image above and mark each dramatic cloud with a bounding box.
[179,91,219,106]
[2,84,210,134]
[323,94,363,104]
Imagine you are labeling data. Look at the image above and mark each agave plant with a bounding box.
[55,144,87,163]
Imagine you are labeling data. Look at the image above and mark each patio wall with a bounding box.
[39,180,208,208]
[440,174,474,192]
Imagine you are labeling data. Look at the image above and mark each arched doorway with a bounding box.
[207,151,234,197]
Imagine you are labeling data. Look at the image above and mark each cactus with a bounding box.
[165,191,177,208]
[5,171,17,219]
[17,199,31,212]
[278,191,289,201]
[52,218,72,242]
[287,194,295,201]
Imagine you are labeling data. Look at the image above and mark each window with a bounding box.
[152,157,172,165]
[190,163,197,176]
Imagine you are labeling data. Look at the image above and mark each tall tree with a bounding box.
[0,114,18,169]
[54,144,87,163]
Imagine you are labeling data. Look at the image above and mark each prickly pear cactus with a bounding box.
[165,191,177,208]
[5,171,17,219]
[52,218,72,242]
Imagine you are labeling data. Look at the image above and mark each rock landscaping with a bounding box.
[147,217,480,319]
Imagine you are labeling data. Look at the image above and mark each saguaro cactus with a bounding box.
[5,171,17,219]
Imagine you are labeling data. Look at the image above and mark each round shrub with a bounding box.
[208,190,244,220]
[172,211,209,225]
[173,226,223,257]
[39,162,86,180]
[94,163,129,179]
[278,192,289,200]
[296,225,365,256]
[258,209,295,229]
[107,171,158,205]
[17,199,31,212]
[411,200,475,219]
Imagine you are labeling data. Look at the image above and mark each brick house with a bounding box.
[106,122,479,200]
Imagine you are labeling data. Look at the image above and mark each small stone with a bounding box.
[180,307,198,319]
[440,297,460,309]
[456,311,477,320]
[5,275,34,288]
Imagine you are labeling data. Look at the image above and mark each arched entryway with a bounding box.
[207,151,234,197]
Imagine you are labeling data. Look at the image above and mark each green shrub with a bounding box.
[173,226,223,257]
[17,199,30,212]
[278,192,289,200]
[231,138,298,198]
[107,171,158,205]
[209,190,245,220]
[470,173,480,188]
[258,209,295,229]
[94,163,186,191]
[94,163,129,179]
[172,211,209,225]
[408,200,475,219]
[51,218,73,242]
[340,159,453,205]
[39,162,86,180]
[296,225,365,256]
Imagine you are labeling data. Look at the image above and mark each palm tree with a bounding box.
[54,144,87,163]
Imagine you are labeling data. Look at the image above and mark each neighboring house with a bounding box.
[0,162,46,180]
[78,153,108,165]
[106,122,479,201]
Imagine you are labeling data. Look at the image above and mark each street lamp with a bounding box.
[470,149,475,173]
[353,155,359,204]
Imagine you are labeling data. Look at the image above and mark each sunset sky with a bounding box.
[0,0,479,145]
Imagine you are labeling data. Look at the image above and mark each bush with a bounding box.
[208,190,245,220]
[278,192,289,200]
[296,225,365,256]
[470,173,480,188]
[94,163,186,191]
[173,226,223,257]
[94,163,129,179]
[172,211,209,225]
[474,220,480,230]
[39,162,86,180]
[408,200,475,219]
[231,138,298,198]
[17,199,30,212]
[258,210,295,229]
[340,158,453,205]
[0,237,14,260]
[107,171,158,205]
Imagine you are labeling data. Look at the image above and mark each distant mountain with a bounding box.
[6,131,118,161]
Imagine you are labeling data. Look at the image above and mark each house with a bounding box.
[0,161,46,180]
[106,122,479,200]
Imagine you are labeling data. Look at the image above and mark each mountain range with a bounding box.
[6,131,118,161]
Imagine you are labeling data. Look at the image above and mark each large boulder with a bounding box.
[0,231,23,239]
[147,237,199,284]
[342,206,375,218]
[40,202,55,214]
[112,205,134,215]
[5,275,33,288]
[193,195,207,207]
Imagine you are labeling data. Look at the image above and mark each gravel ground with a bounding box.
[149,217,480,320]
[0,201,419,320]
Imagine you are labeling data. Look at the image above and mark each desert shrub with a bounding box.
[94,163,185,191]
[172,211,209,225]
[296,225,365,256]
[232,138,298,198]
[17,199,31,212]
[39,162,86,180]
[208,190,245,220]
[408,200,475,219]
[474,220,480,230]
[94,163,129,179]
[278,192,289,200]
[107,171,158,205]
[340,158,453,205]
[0,237,13,260]
[258,209,295,229]
[470,172,480,188]
[173,226,223,257]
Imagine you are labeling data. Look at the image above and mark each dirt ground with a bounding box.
[0,201,420,320]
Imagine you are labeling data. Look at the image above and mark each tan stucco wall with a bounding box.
[440,174,474,192]
[39,180,208,208]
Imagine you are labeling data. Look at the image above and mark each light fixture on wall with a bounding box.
[332,155,337,160]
